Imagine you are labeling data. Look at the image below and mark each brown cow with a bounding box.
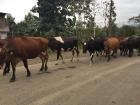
[0,36,49,82]
[104,37,120,62]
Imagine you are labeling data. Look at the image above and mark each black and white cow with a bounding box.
[48,36,79,65]
[82,37,105,63]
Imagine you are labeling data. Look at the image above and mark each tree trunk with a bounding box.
[108,0,113,36]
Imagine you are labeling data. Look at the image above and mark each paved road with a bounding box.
[0,56,140,105]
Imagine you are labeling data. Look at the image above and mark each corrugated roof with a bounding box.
[0,12,6,17]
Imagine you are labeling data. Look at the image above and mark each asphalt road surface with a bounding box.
[0,55,140,105]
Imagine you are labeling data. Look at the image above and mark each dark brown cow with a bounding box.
[104,37,120,61]
[0,37,49,82]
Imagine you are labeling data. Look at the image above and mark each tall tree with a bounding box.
[89,0,100,37]
[129,14,140,24]
[33,0,73,36]
[108,0,116,36]
[119,25,135,36]
[68,0,93,39]
[24,12,40,34]
[102,0,116,36]
[5,14,16,36]
[13,12,40,35]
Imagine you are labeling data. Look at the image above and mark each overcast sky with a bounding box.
[0,0,140,26]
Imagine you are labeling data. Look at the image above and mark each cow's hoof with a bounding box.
[27,75,30,77]
[40,68,43,72]
[27,74,31,77]
[6,69,10,73]
[62,61,65,64]
[128,55,132,57]
[107,59,110,62]
[45,66,48,72]
[3,72,6,76]
[10,78,16,82]
[27,72,31,77]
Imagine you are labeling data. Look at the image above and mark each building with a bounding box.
[0,12,9,39]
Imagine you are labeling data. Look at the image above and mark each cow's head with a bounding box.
[82,42,88,53]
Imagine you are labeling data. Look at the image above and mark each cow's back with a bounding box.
[62,37,78,51]
[6,37,48,59]
[104,37,120,50]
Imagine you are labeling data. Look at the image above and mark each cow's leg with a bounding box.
[111,50,115,56]
[128,48,133,57]
[124,49,127,56]
[76,48,80,61]
[60,52,65,64]
[123,49,125,56]
[3,61,10,76]
[120,49,123,56]
[99,50,102,56]
[40,58,45,71]
[107,54,111,62]
[90,53,94,64]
[106,50,111,62]
[39,54,45,71]
[96,51,99,56]
[44,52,49,72]
[10,62,16,82]
[71,49,75,62]
[55,49,60,65]
[22,59,31,77]
[57,49,65,64]
[138,48,140,56]
[6,61,10,73]
[125,49,128,56]
[113,49,117,58]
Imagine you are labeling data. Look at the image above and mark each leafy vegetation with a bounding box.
[5,0,140,39]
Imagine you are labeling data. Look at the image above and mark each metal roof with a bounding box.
[0,12,7,18]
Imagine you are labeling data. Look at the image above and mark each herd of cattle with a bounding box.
[0,35,140,82]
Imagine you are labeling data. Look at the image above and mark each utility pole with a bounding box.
[91,0,97,38]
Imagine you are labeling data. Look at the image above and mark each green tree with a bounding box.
[119,25,135,36]
[13,21,27,35]
[33,0,73,36]
[127,14,140,35]
[5,14,16,36]
[13,12,40,35]
[102,0,116,36]
[129,14,140,23]
[24,12,40,34]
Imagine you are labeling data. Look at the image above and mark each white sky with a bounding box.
[0,0,140,26]
[0,0,37,22]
